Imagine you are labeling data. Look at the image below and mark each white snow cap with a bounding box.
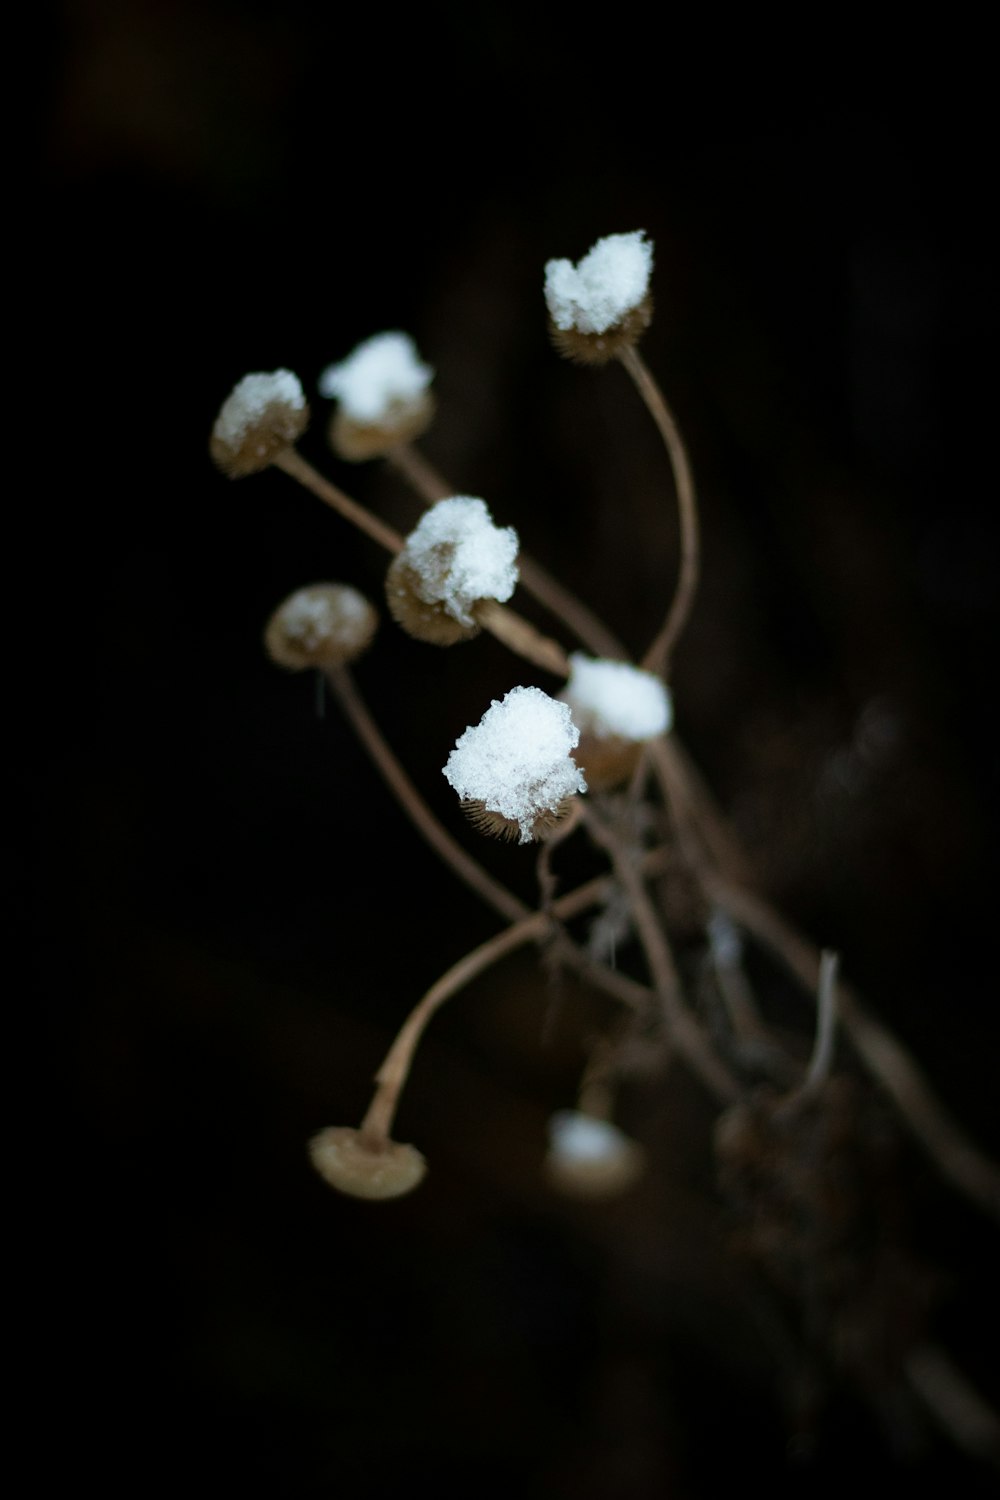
[443,686,587,844]
[561,653,672,741]
[548,1111,635,1165]
[214,369,305,447]
[318,331,433,423]
[281,585,371,648]
[401,496,519,628]
[544,232,653,334]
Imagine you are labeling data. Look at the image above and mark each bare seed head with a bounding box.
[264,583,379,671]
[460,794,579,843]
[309,1126,427,1201]
[211,369,309,477]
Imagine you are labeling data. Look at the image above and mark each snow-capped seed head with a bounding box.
[264,583,378,671]
[545,1110,646,1199]
[544,231,653,364]
[210,370,309,477]
[385,496,519,646]
[319,332,435,461]
[560,653,673,791]
[309,1126,427,1201]
[443,686,587,845]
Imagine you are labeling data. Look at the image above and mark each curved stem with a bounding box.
[618,346,700,676]
[359,871,628,1142]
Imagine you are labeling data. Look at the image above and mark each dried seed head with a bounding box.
[319,332,435,460]
[560,654,672,791]
[386,496,519,646]
[544,1111,645,1199]
[264,583,378,670]
[460,793,579,843]
[544,232,653,365]
[309,1126,427,1201]
[443,686,587,845]
[210,369,309,477]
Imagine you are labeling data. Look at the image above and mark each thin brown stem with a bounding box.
[272,447,404,554]
[618,345,700,677]
[581,803,740,1103]
[472,597,570,676]
[359,871,631,1142]
[386,442,452,502]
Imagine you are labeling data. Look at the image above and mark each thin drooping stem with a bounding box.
[358,872,629,1143]
[390,442,630,660]
[325,664,525,924]
[581,803,740,1103]
[618,345,700,677]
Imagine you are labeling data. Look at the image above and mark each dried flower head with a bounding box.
[545,1110,646,1199]
[386,496,519,646]
[319,331,435,460]
[309,1126,427,1200]
[544,231,653,364]
[560,653,673,790]
[443,686,587,844]
[211,369,309,477]
[264,583,378,671]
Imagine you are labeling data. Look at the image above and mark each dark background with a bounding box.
[36,5,997,1495]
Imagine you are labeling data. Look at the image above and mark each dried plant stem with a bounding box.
[472,597,570,676]
[705,876,1000,1223]
[618,346,700,677]
[803,949,840,1092]
[390,442,629,659]
[905,1344,1000,1464]
[273,447,404,554]
[581,803,740,1103]
[359,872,635,1144]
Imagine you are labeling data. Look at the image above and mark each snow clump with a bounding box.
[544,232,653,335]
[561,653,672,742]
[399,496,518,629]
[318,332,433,424]
[442,686,587,844]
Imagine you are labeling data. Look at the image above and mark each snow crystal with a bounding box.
[318,331,433,423]
[544,232,653,335]
[442,686,587,844]
[548,1111,634,1164]
[401,496,519,628]
[214,370,305,447]
[561,653,672,741]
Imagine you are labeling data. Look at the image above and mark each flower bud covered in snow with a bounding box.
[560,652,672,790]
[386,495,519,646]
[309,1126,427,1200]
[443,685,587,844]
[544,231,653,364]
[319,331,435,460]
[264,583,378,671]
[211,369,309,477]
[545,1110,645,1199]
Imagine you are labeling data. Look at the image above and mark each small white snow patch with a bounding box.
[318,331,433,423]
[442,686,586,844]
[548,1111,633,1164]
[544,231,653,335]
[561,653,672,741]
[214,370,305,446]
[401,496,518,627]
